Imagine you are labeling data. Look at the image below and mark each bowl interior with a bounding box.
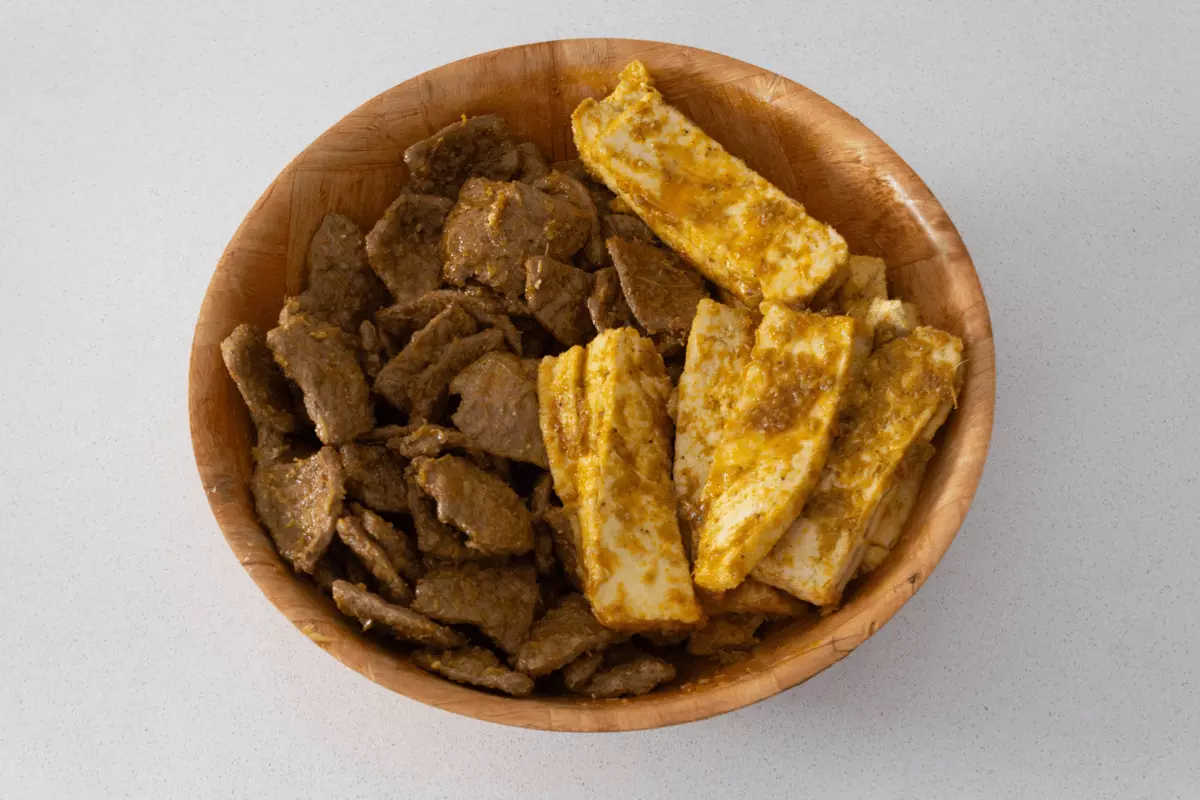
[189,38,994,731]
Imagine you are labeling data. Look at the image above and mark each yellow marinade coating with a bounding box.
[673,299,757,539]
[539,329,702,631]
[754,327,964,606]
[858,440,936,574]
[694,306,861,592]
[572,61,848,307]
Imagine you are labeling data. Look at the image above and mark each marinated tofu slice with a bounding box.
[514,594,624,677]
[858,441,936,574]
[374,303,478,412]
[291,214,390,333]
[865,297,921,348]
[540,328,702,631]
[408,327,506,421]
[672,299,756,539]
[694,307,860,592]
[449,352,548,467]
[412,647,534,697]
[386,423,470,458]
[220,323,300,433]
[266,314,372,445]
[404,115,520,199]
[406,480,488,562]
[606,236,707,347]
[253,446,345,573]
[412,562,539,655]
[581,654,676,698]
[562,651,605,692]
[442,178,591,299]
[365,193,455,303]
[832,255,889,317]
[754,327,964,606]
[331,580,465,648]
[686,614,765,656]
[586,267,635,332]
[335,516,412,604]
[349,503,422,582]
[572,61,847,306]
[524,256,595,346]
[412,455,533,556]
[337,443,409,514]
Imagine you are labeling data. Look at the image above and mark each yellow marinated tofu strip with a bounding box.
[858,441,935,574]
[673,299,757,540]
[754,327,964,606]
[572,61,847,306]
[694,306,860,592]
[540,329,702,631]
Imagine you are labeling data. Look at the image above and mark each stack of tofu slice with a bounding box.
[541,59,965,629]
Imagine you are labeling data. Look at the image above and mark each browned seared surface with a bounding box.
[408,327,506,421]
[686,614,765,656]
[350,504,422,582]
[581,655,676,698]
[534,171,605,266]
[442,178,590,298]
[386,423,469,458]
[220,324,300,433]
[404,115,520,198]
[332,580,464,648]
[515,594,623,677]
[412,562,539,655]
[524,257,595,346]
[365,193,455,302]
[606,236,706,347]
[540,507,585,590]
[413,647,535,697]
[266,314,372,445]
[412,455,533,556]
[586,267,634,332]
[376,288,521,334]
[602,213,655,242]
[337,443,409,514]
[449,352,548,467]
[292,214,390,333]
[374,304,477,411]
[252,446,345,573]
[335,516,412,604]
[561,652,604,692]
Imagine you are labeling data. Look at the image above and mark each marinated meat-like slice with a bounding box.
[448,352,548,467]
[540,502,585,590]
[535,171,605,267]
[697,581,809,617]
[252,423,305,467]
[531,472,555,517]
[358,320,386,380]
[356,424,415,442]
[515,141,550,183]
[221,324,300,433]
[602,213,655,243]
[405,115,520,199]
[412,647,534,697]
[374,304,478,412]
[311,554,340,594]
[533,526,557,575]
[686,614,765,656]
[550,159,616,210]
[412,455,533,555]
[292,214,390,333]
[337,443,408,514]
[386,423,470,458]
[376,288,522,334]
[252,446,345,573]
[350,503,422,582]
[562,651,604,692]
[408,327,506,421]
[412,562,539,655]
[364,192,455,303]
[586,267,634,332]
[335,516,411,604]
[331,580,464,648]
[406,480,487,562]
[581,655,676,698]
[515,594,623,677]
[442,178,591,299]
[524,257,595,346]
[266,314,372,445]
[607,236,706,347]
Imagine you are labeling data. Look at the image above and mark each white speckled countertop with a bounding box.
[3,1,1198,797]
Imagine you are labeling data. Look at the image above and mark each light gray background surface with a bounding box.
[2,1,1197,797]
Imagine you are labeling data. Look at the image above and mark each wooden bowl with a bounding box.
[189,38,995,731]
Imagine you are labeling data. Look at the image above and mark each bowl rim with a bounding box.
[189,37,995,732]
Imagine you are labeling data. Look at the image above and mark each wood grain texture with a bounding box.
[189,39,995,732]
